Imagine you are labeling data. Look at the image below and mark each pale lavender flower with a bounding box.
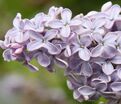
[79,17,106,36]
[27,29,61,55]
[91,32,117,58]
[24,13,47,32]
[72,35,92,61]
[48,6,63,20]
[48,8,81,37]
[100,1,121,29]
[6,13,29,44]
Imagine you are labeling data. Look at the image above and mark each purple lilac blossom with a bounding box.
[1,1,121,103]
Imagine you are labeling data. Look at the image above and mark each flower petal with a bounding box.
[101,1,112,12]
[23,31,30,41]
[79,35,92,47]
[14,47,23,54]
[44,29,58,41]
[70,19,82,26]
[102,62,114,75]
[13,13,24,29]
[111,71,120,81]
[61,8,72,23]
[78,47,91,61]
[91,45,103,57]
[81,18,92,29]
[68,54,81,69]
[101,46,117,58]
[15,32,24,43]
[117,33,121,45]
[48,6,57,17]
[37,53,50,67]
[48,20,63,28]
[13,13,21,29]
[73,90,81,100]
[34,12,47,24]
[27,40,44,51]
[91,78,102,87]
[24,20,34,30]
[110,82,121,92]
[105,20,114,29]
[93,33,102,42]
[81,63,93,77]
[99,74,111,82]
[86,11,98,17]
[48,6,63,19]
[10,43,21,48]
[5,28,15,37]
[96,82,107,91]
[111,55,121,64]
[117,69,121,79]
[64,45,72,57]
[94,19,106,29]
[110,4,121,19]
[78,86,95,96]
[3,49,16,61]
[60,25,71,37]
[103,33,117,46]
[28,30,42,40]
[67,80,74,90]
[45,42,61,55]
[73,90,85,102]
[94,28,105,35]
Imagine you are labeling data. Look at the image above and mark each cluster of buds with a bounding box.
[1,1,121,103]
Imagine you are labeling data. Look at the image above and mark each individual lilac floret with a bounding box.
[1,1,121,104]
[48,8,82,37]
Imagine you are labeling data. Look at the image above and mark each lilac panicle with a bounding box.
[1,1,121,103]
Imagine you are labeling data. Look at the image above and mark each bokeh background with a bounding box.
[0,0,120,104]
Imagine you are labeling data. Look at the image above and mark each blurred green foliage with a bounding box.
[0,0,121,104]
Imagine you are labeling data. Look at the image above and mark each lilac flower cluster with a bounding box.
[1,1,121,103]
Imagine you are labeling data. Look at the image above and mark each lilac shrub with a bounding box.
[1,1,121,103]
